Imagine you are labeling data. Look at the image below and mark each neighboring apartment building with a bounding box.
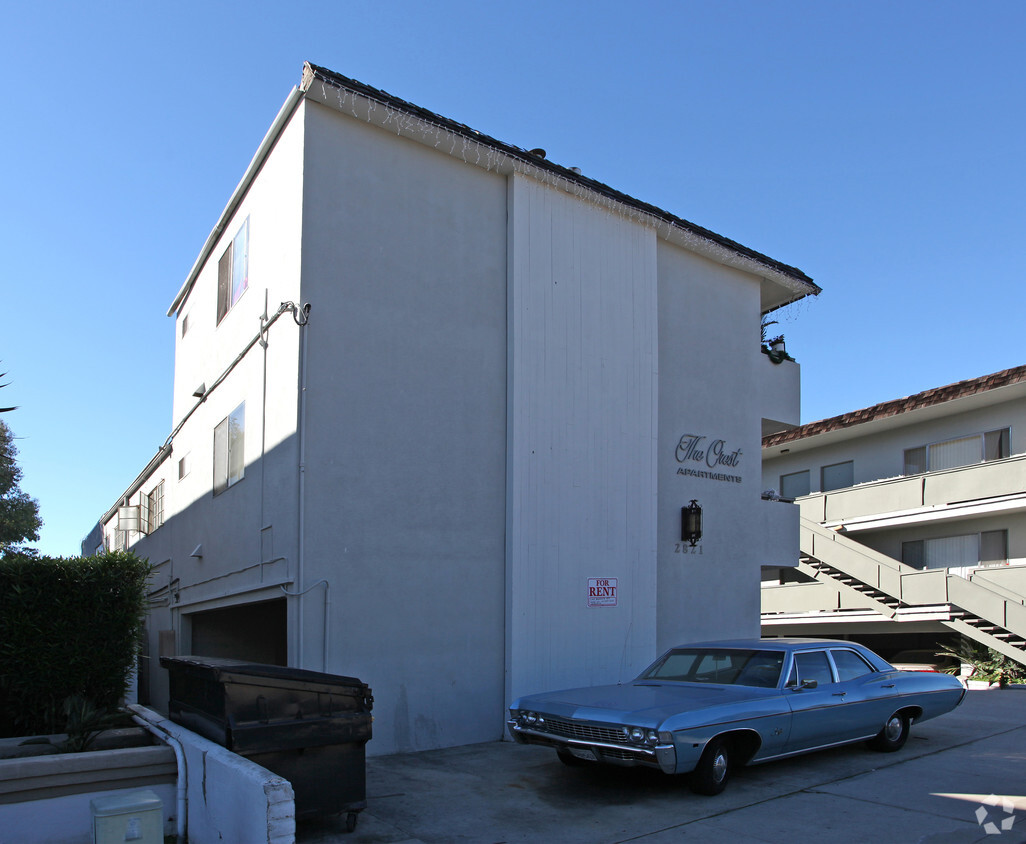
[95,62,819,755]
[761,366,1026,664]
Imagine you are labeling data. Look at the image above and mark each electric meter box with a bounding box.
[91,789,163,844]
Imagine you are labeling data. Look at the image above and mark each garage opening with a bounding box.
[189,598,287,665]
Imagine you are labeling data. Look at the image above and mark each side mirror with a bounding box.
[799,679,818,690]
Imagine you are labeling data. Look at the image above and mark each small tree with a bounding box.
[0,420,41,554]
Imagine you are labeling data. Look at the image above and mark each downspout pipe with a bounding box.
[128,705,186,844]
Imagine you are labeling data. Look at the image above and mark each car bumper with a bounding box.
[507,720,677,774]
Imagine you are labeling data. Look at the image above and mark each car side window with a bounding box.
[830,649,875,682]
[794,651,834,686]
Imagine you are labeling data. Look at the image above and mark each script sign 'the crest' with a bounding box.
[675,433,743,483]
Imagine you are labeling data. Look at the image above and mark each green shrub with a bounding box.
[0,551,151,737]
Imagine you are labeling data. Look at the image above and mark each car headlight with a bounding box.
[622,726,660,745]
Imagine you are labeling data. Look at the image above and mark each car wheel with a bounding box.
[866,712,910,752]
[556,747,590,767]
[689,737,731,795]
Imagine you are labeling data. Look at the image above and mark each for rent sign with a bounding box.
[587,578,618,607]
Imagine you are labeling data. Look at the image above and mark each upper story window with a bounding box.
[213,403,245,496]
[903,427,1010,475]
[820,460,854,492]
[901,529,1007,570]
[145,481,165,532]
[780,470,810,500]
[216,218,249,325]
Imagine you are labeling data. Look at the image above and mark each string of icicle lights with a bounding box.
[313,79,812,301]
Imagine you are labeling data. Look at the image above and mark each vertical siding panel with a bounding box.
[507,175,658,701]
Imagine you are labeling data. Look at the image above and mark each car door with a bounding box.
[783,649,852,751]
[824,647,898,738]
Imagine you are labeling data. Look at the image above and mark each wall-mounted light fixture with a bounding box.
[681,500,703,547]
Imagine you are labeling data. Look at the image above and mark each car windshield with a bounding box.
[639,648,785,688]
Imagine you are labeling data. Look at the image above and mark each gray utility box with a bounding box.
[161,656,372,829]
[91,789,163,844]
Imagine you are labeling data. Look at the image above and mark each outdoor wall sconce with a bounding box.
[681,500,703,547]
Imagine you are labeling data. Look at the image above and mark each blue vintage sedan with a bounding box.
[507,638,965,794]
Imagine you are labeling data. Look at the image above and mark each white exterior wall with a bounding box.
[656,245,766,649]
[297,101,509,754]
[506,176,659,702]
[108,107,308,708]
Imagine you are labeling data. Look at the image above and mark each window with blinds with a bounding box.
[903,427,1010,475]
[901,530,1007,570]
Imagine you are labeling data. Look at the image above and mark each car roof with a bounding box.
[671,638,866,652]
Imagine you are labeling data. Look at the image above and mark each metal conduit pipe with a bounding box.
[128,705,186,844]
[281,579,330,672]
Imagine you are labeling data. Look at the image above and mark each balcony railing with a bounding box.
[797,454,1026,526]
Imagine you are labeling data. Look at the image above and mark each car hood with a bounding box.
[513,681,774,728]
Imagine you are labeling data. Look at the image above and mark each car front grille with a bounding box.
[542,718,624,745]
[598,747,642,761]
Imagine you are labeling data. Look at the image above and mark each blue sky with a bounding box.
[3,1,1024,557]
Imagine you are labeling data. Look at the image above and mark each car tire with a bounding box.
[556,747,590,767]
[866,712,910,752]
[689,737,731,795]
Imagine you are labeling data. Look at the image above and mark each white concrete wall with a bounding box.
[506,175,659,702]
[297,101,509,754]
[131,705,295,844]
[656,244,766,650]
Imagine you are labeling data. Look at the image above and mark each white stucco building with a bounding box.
[98,63,819,755]
[761,365,1026,666]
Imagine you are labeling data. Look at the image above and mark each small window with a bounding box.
[830,649,874,682]
[146,481,165,533]
[901,540,925,569]
[181,313,189,337]
[794,651,834,686]
[216,218,249,324]
[903,446,927,475]
[821,460,854,492]
[178,453,190,481]
[213,403,245,495]
[780,470,810,500]
[980,530,1008,567]
[984,428,1010,461]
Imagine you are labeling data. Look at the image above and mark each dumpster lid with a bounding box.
[160,655,367,689]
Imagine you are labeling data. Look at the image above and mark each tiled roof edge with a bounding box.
[764,364,1026,448]
[303,63,820,293]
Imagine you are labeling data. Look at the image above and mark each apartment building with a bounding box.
[761,366,1026,664]
[96,63,819,754]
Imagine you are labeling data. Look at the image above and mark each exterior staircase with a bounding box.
[797,517,1026,665]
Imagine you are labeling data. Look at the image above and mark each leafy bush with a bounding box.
[937,639,1026,687]
[0,551,151,736]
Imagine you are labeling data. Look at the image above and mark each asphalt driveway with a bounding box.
[301,687,1026,844]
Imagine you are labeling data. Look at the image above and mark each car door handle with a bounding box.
[832,692,846,697]
[882,684,895,688]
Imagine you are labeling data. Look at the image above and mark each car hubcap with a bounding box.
[884,717,902,741]
[712,751,728,782]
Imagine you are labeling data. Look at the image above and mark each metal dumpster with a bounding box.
[160,656,372,831]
